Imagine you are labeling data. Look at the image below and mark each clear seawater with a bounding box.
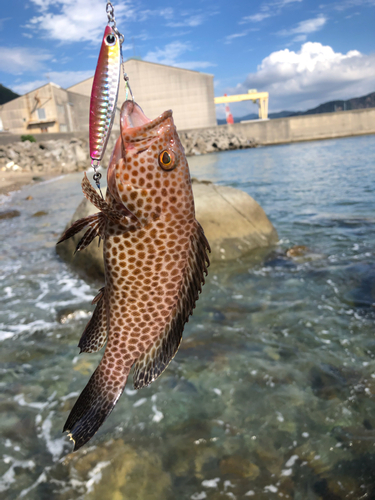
[0,135,375,499]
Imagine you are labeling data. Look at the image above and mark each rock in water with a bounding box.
[56,180,278,279]
[193,180,278,260]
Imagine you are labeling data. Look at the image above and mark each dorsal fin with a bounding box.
[133,221,210,389]
[79,288,107,353]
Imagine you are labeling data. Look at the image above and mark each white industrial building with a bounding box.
[0,59,216,135]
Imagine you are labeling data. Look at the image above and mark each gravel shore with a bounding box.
[0,126,257,196]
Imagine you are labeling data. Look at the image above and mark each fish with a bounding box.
[58,100,210,451]
[90,25,121,166]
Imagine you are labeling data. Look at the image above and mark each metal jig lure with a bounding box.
[89,1,134,193]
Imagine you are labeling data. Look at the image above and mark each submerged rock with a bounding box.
[56,180,278,279]
[0,210,21,220]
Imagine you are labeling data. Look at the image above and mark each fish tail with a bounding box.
[63,360,130,451]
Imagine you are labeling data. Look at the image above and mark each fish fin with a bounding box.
[78,290,107,353]
[63,361,129,451]
[92,287,105,304]
[81,173,126,223]
[133,221,210,389]
[57,213,103,245]
[74,213,106,253]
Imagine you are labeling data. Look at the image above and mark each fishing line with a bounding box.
[105,1,134,101]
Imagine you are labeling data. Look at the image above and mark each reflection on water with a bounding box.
[0,135,375,499]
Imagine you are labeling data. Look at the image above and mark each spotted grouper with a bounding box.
[58,101,210,451]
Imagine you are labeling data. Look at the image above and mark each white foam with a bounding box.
[40,411,66,461]
[276,412,284,422]
[14,394,49,410]
[125,388,138,396]
[19,471,48,498]
[151,405,164,422]
[224,480,235,490]
[281,468,293,476]
[60,391,80,402]
[285,454,299,467]
[133,398,147,408]
[202,478,220,488]
[4,287,14,298]
[264,485,278,493]
[191,493,207,500]
[0,319,56,341]
[0,330,15,341]
[0,456,35,493]
[86,461,111,493]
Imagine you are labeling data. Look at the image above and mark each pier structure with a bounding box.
[214,90,269,120]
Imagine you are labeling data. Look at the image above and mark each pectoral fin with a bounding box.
[81,173,125,223]
[57,213,103,243]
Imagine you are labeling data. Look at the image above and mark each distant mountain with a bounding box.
[0,84,19,105]
[290,91,375,116]
[217,91,375,124]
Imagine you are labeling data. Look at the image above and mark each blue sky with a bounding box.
[0,0,374,118]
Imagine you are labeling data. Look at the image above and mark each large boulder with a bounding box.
[56,179,278,279]
[192,180,278,260]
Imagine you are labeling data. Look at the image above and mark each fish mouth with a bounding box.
[120,100,173,143]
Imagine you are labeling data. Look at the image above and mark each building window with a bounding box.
[38,108,46,120]
[57,105,65,115]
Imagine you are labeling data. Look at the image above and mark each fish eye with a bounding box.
[105,34,116,46]
[158,150,176,171]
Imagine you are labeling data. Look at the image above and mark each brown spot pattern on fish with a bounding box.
[60,101,210,451]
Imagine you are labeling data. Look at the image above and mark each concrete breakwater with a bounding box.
[0,128,256,174]
[1,107,373,174]
[191,107,375,146]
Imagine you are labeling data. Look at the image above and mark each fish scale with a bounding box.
[59,100,210,451]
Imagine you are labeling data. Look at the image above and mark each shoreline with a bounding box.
[0,171,68,198]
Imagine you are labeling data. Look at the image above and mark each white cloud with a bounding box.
[12,70,94,94]
[174,61,215,70]
[224,32,248,44]
[331,0,375,11]
[241,0,302,23]
[168,13,206,28]
[27,0,134,43]
[144,41,215,70]
[145,41,191,66]
[230,42,375,112]
[12,80,48,94]
[0,47,51,74]
[242,11,272,23]
[277,15,327,36]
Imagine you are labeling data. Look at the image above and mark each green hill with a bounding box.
[0,84,19,105]
[291,91,375,116]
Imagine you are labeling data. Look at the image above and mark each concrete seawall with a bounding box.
[181,107,375,146]
[1,107,374,148]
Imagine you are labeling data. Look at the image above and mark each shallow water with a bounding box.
[1,135,375,499]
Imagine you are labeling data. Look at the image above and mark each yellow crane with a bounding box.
[214,89,269,120]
